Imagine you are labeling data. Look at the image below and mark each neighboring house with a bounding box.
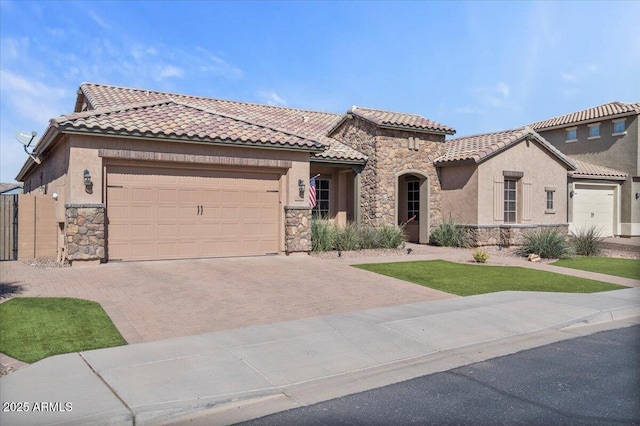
[14,82,625,265]
[531,102,639,237]
[435,127,576,246]
[0,183,23,195]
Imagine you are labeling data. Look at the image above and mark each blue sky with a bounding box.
[1,0,639,183]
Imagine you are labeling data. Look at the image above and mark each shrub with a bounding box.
[358,226,381,249]
[335,222,360,251]
[311,219,336,252]
[375,225,406,249]
[429,218,469,247]
[310,221,406,252]
[472,249,490,263]
[570,226,604,256]
[520,228,570,259]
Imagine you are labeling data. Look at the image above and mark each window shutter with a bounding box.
[494,176,504,221]
[522,178,532,221]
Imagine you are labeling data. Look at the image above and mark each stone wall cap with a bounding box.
[285,205,312,210]
[65,203,106,208]
[462,223,568,229]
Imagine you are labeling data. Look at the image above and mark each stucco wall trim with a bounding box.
[99,149,292,169]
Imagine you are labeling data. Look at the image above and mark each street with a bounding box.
[238,325,640,425]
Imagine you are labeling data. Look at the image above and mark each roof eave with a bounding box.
[57,126,326,153]
[378,124,456,136]
[434,158,478,167]
[311,157,367,166]
[533,110,640,132]
[569,173,627,181]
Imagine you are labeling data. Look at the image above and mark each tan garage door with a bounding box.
[106,166,280,261]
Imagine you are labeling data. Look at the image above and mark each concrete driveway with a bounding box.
[0,255,454,343]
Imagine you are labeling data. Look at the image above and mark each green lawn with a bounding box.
[0,298,127,363]
[353,260,626,296]
[552,257,640,280]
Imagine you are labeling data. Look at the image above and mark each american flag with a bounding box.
[309,177,317,208]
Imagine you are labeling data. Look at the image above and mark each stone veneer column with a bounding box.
[65,203,105,264]
[284,206,311,254]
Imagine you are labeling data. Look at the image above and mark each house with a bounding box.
[530,102,639,237]
[14,82,584,265]
[435,127,577,246]
[0,183,23,195]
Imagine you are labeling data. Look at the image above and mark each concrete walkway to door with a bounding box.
[0,255,455,344]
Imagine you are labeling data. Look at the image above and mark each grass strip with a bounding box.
[353,260,625,296]
[0,297,127,363]
[552,257,640,280]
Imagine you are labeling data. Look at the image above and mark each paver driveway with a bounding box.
[0,255,454,343]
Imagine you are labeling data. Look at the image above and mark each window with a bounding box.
[407,180,419,221]
[588,123,600,139]
[613,119,626,135]
[546,190,554,211]
[504,178,517,223]
[312,179,330,218]
[565,127,577,142]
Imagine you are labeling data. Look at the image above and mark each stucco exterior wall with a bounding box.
[476,139,569,225]
[439,163,479,224]
[21,138,70,223]
[332,118,447,234]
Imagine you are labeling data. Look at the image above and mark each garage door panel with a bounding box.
[107,166,280,261]
[158,206,178,220]
[157,223,177,237]
[573,186,615,237]
[202,190,221,203]
[158,189,178,203]
[222,208,239,220]
[131,225,152,238]
[132,188,153,201]
[202,223,223,234]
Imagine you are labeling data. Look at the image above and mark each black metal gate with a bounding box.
[0,194,18,261]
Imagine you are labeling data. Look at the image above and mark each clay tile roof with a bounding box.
[54,99,325,151]
[530,101,640,130]
[569,159,628,180]
[347,106,456,135]
[435,126,576,169]
[77,83,367,162]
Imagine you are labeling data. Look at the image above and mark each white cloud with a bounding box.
[199,54,244,79]
[0,37,29,62]
[86,9,110,30]
[258,90,288,106]
[455,106,483,115]
[156,65,184,81]
[561,72,576,82]
[0,69,67,123]
[471,81,510,108]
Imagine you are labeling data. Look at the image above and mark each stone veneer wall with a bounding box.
[463,224,570,247]
[332,118,447,228]
[65,203,105,262]
[285,206,311,253]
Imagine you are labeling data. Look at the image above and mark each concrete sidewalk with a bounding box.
[1,288,638,426]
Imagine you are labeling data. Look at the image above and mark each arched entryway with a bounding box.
[396,171,429,244]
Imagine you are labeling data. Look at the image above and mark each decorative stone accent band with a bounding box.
[64,203,106,262]
[462,223,569,247]
[284,206,312,254]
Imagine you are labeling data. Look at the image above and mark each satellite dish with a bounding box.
[15,131,37,147]
[15,130,41,164]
